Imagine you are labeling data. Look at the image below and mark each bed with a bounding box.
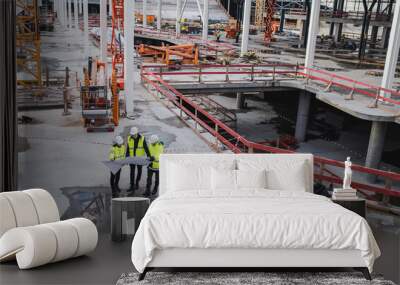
[131,154,380,280]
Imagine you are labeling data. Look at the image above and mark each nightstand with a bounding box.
[111,197,150,242]
[332,197,366,218]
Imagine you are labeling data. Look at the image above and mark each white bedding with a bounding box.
[131,190,380,273]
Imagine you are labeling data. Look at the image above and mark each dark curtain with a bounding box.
[0,0,18,192]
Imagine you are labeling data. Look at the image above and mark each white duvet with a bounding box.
[131,190,380,273]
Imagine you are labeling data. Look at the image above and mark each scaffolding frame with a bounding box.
[16,0,42,87]
[111,0,124,125]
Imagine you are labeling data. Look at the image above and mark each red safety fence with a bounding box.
[140,64,400,199]
[141,64,400,106]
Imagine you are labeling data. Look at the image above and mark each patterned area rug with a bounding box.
[116,271,395,285]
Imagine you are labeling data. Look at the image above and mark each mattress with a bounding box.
[131,190,380,273]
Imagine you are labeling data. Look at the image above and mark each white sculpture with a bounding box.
[343,157,352,190]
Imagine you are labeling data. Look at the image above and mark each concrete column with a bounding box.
[202,0,209,41]
[236,93,245,109]
[74,0,79,29]
[279,9,285,33]
[100,0,108,85]
[295,91,311,142]
[365,121,387,170]
[304,0,320,69]
[83,0,89,56]
[381,27,390,48]
[100,0,107,62]
[240,0,252,55]
[59,0,63,26]
[58,0,64,26]
[124,0,135,116]
[332,23,340,42]
[109,0,112,16]
[79,0,82,14]
[68,0,72,29]
[63,0,68,27]
[380,0,400,97]
[176,0,182,35]
[157,0,162,31]
[143,0,147,27]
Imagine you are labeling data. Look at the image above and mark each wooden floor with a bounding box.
[0,233,133,285]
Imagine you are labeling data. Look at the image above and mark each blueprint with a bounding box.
[103,157,151,174]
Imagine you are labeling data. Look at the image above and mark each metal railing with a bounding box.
[140,64,400,200]
[142,64,400,106]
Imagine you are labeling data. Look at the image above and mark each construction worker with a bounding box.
[215,30,222,42]
[109,135,126,198]
[126,127,150,194]
[144,134,164,197]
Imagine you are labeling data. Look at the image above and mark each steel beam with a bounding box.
[380,0,400,96]
[240,0,252,55]
[304,0,320,68]
[202,0,209,41]
[125,0,135,116]
[100,0,107,85]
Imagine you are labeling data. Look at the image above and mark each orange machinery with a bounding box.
[110,0,124,126]
[225,18,238,39]
[138,44,199,65]
[81,58,114,132]
[136,13,155,25]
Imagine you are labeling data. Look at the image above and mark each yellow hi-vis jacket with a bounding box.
[127,135,145,157]
[148,142,164,170]
[109,145,126,161]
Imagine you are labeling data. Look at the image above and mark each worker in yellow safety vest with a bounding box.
[144,135,164,197]
[109,135,126,198]
[126,127,150,195]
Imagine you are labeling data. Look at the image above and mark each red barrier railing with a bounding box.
[299,66,400,106]
[140,64,400,199]
[141,64,400,106]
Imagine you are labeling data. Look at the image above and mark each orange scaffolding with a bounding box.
[138,44,199,65]
[264,0,276,44]
[111,0,124,125]
[16,0,42,87]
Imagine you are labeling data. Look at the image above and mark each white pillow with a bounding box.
[211,168,237,190]
[266,161,309,192]
[236,169,267,189]
[237,158,310,192]
[168,163,211,191]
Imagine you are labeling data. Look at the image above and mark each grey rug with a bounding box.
[116,271,396,285]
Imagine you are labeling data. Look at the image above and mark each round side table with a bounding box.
[111,197,150,242]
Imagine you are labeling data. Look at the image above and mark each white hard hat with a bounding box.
[149,134,159,144]
[114,135,124,145]
[130,127,138,136]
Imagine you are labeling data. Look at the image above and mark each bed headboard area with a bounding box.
[159,153,314,195]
